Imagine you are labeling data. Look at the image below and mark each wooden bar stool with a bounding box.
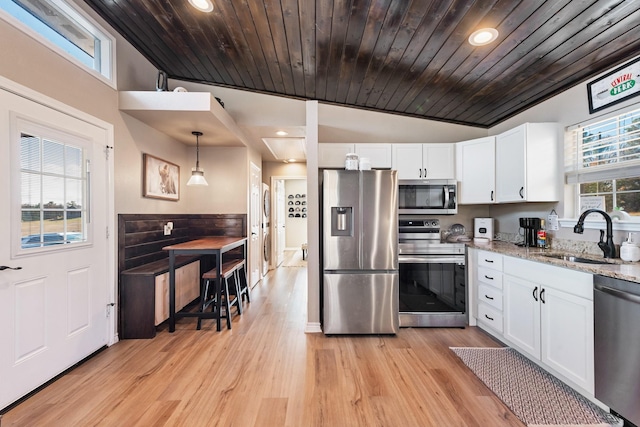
[197,259,243,330]
[235,259,250,305]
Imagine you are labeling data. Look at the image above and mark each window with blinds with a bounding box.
[565,107,640,217]
[20,131,88,249]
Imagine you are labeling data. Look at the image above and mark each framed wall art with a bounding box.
[143,153,180,201]
[587,57,640,114]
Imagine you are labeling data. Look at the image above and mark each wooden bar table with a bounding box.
[163,236,247,332]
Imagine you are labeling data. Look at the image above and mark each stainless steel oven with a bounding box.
[398,218,467,327]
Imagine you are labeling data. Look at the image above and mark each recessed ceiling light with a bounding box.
[288,159,296,163]
[469,28,498,46]
[189,0,213,12]
[276,130,288,136]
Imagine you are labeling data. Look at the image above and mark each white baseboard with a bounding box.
[305,322,322,333]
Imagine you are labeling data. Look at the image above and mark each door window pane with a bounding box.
[19,131,87,249]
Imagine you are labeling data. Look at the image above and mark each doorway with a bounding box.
[0,84,114,410]
[249,162,261,286]
[270,176,307,269]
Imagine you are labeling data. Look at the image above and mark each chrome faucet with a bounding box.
[573,209,617,258]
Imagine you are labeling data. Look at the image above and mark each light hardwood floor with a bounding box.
[2,256,524,426]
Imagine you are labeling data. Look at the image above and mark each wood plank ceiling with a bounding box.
[84,0,640,128]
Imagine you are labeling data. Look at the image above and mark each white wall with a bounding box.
[0,4,255,217]
[262,162,308,184]
[186,146,248,214]
[318,103,486,143]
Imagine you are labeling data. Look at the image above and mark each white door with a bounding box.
[457,137,496,204]
[273,179,286,267]
[423,143,455,179]
[495,126,526,202]
[0,88,110,410]
[541,287,594,392]
[249,163,261,286]
[391,144,423,180]
[503,274,540,359]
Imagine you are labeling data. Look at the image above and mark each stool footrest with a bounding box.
[202,259,244,280]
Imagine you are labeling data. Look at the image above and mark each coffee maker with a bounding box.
[519,217,541,247]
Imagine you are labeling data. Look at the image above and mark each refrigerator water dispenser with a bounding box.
[331,207,353,236]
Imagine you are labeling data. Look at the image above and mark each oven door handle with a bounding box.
[399,255,465,264]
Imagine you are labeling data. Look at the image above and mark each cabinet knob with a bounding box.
[491,190,494,201]
[484,294,494,300]
[519,187,524,199]
[540,288,546,304]
[484,275,494,280]
[484,314,494,321]
[533,286,539,301]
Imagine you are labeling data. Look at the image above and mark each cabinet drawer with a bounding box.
[503,256,593,299]
[478,283,502,310]
[478,303,503,333]
[477,250,503,270]
[478,266,503,289]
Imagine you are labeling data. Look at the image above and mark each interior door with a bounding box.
[0,87,110,410]
[249,162,261,286]
[273,179,285,267]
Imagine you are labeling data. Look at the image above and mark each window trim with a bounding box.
[562,103,640,231]
[0,0,117,89]
[559,218,640,232]
[11,114,94,257]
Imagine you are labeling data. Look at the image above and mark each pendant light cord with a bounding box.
[193,131,203,169]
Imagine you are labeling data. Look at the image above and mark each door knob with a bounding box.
[0,266,22,271]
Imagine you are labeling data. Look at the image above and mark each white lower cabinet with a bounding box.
[502,256,594,394]
[473,249,504,334]
[477,302,503,333]
[503,274,541,358]
[540,286,594,392]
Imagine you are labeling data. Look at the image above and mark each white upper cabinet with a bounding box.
[318,143,392,168]
[495,123,559,203]
[392,143,455,180]
[355,144,392,168]
[456,137,495,204]
[318,143,354,168]
[392,144,422,179]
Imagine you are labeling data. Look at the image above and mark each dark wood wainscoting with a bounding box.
[117,213,247,337]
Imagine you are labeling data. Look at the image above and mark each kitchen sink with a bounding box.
[541,254,610,264]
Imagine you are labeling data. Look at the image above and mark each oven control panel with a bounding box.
[399,218,440,240]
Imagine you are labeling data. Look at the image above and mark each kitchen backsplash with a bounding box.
[495,232,609,256]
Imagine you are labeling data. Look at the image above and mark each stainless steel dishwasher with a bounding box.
[594,275,640,426]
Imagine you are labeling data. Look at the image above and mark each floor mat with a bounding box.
[450,347,622,427]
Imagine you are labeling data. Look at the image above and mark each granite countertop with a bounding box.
[467,240,640,283]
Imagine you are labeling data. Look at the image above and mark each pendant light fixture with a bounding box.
[187,131,208,186]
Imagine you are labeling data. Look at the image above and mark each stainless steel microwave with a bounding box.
[398,179,457,214]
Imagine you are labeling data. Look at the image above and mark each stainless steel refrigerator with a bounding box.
[322,169,399,334]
